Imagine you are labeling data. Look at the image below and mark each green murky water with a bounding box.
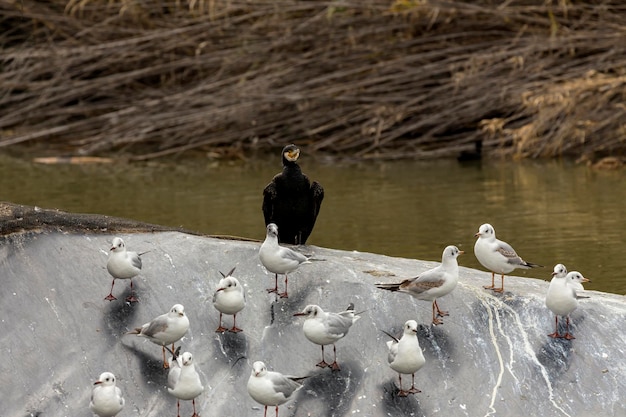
[1,153,624,295]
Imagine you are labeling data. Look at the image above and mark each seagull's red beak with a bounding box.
[293,312,306,317]
[93,380,102,385]
[216,287,225,292]
[474,232,481,237]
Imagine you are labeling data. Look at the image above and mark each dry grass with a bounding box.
[1,0,625,160]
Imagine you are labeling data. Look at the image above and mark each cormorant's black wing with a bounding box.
[262,180,278,225]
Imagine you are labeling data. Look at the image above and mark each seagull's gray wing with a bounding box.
[279,247,308,263]
[269,372,301,399]
[399,268,446,295]
[142,315,168,337]
[130,252,142,270]
[323,313,354,338]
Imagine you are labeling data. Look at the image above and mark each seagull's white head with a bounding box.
[181,352,193,367]
[552,263,567,278]
[217,276,241,293]
[252,361,267,377]
[475,223,495,239]
[293,304,323,319]
[566,271,590,284]
[266,223,279,238]
[110,237,125,252]
[170,304,186,317]
[94,372,117,387]
[442,245,464,261]
[404,320,418,335]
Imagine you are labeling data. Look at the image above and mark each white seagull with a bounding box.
[126,304,190,368]
[168,351,204,417]
[247,361,306,417]
[546,270,589,340]
[474,223,541,292]
[383,320,425,397]
[90,372,125,417]
[553,263,590,298]
[213,267,246,333]
[376,245,464,325]
[293,303,361,371]
[105,237,144,303]
[259,223,311,298]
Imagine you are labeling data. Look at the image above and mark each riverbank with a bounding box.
[2,1,625,161]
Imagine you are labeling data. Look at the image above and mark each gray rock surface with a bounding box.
[1,230,624,417]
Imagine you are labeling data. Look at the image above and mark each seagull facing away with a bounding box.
[90,372,125,417]
[546,270,589,340]
[126,304,190,368]
[474,223,542,292]
[168,351,204,417]
[376,245,464,325]
[247,361,306,417]
[293,303,361,371]
[212,267,246,333]
[383,320,425,397]
[105,237,143,303]
[262,144,324,245]
[259,223,311,298]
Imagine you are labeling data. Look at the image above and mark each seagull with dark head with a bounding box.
[262,144,324,245]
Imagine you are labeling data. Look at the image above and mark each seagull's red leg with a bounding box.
[397,374,408,397]
[492,274,505,293]
[230,313,243,333]
[125,279,139,303]
[563,316,576,340]
[408,373,421,394]
[162,346,170,368]
[434,300,449,317]
[316,345,329,368]
[176,399,181,417]
[431,302,443,325]
[484,272,496,290]
[215,312,228,333]
[278,274,289,298]
[329,344,341,371]
[548,315,561,338]
[191,398,199,417]
[104,279,117,301]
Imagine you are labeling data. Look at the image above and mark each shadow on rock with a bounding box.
[269,284,314,326]
[536,336,575,384]
[295,360,363,417]
[380,379,426,417]
[102,297,139,341]
[121,342,169,393]
[213,331,248,368]
[418,324,455,363]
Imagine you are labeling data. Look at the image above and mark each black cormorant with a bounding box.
[262,144,324,245]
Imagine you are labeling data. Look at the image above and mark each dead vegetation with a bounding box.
[1,0,625,160]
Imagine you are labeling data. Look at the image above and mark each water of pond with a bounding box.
[1,153,624,295]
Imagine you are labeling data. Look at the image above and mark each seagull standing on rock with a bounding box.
[383,320,425,397]
[105,237,144,303]
[259,223,311,298]
[546,270,589,340]
[168,351,204,417]
[473,223,542,292]
[376,245,463,325]
[247,361,306,417]
[213,267,246,333]
[89,372,125,417]
[126,304,190,368]
[293,303,361,371]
